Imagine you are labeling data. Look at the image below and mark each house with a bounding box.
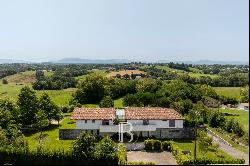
[238,103,249,111]
[71,107,188,139]
[72,108,116,136]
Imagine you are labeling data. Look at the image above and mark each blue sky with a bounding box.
[0,0,249,62]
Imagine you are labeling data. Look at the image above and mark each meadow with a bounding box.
[155,65,219,78]
[219,108,249,131]
[175,139,235,161]
[213,87,241,99]
[0,84,75,106]
[25,113,75,152]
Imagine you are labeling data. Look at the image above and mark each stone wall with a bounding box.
[132,128,195,139]
[59,127,195,140]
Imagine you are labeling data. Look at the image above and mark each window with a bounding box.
[92,120,95,123]
[169,120,175,127]
[85,120,87,123]
[102,120,109,125]
[143,120,149,125]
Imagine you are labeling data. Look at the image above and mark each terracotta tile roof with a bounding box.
[124,107,184,120]
[72,108,116,120]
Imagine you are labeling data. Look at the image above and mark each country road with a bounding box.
[208,132,249,165]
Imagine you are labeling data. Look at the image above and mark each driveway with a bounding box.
[207,131,249,165]
[127,151,177,165]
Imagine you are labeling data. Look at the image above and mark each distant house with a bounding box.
[71,107,186,138]
[238,103,249,111]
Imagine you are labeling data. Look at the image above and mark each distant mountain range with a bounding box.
[50,58,131,64]
[0,59,31,64]
[0,58,248,65]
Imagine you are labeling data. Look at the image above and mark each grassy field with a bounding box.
[107,70,145,77]
[76,69,107,81]
[155,65,219,78]
[214,87,241,99]
[188,73,219,78]
[155,65,181,73]
[219,108,249,131]
[25,113,75,152]
[114,97,124,108]
[175,139,237,160]
[2,70,36,85]
[0,84,75,106]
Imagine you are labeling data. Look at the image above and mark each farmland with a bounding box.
[214,87,242,99]
[0,84,75,106]
[107,69,145,77]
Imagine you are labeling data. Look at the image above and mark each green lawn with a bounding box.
[188,73,219,78]
[0,84,25,100]
[25,113,75,152]
[155,65,219,78]
[174,139,237,160]
[0,84,75,106]
[219,108,249,131]
[114,98,124,108]
[188,67,203,73]
[36,89,76,106]
[214,87,241,99]
[155,65,182,73]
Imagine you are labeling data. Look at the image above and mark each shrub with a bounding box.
[168,141,192,165]
[99,96,114,108]
[2,79,8,84]
[72,132,96,158]
[153,140,162,151]
[117,144,127,165]
[162,141,171,151]
[144,139,154,151]
[127,161,155,165]
[94,136,117,160]
[60,106,70,113]
[192,158,245,164]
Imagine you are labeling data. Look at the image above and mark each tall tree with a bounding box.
[17,86,39,127]
[94,136,117,160]
[99,96,114,108]
[35,110,49,144]
[38,92,60,122]
[73,132,96,158]
[73,74,109,104]
[240,85,249,103]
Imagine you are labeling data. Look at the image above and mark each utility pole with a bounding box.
[194,122,197,164]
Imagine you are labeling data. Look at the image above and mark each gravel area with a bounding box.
[127,151,177,165]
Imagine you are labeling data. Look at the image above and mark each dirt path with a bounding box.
[208,132,249,165]
[127,151,177,165]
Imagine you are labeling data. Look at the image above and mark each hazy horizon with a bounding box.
[0,0,249,62]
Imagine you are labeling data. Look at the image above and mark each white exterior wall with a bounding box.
[76,120,114,129]
[127,120,143,125]
[76,119,183,130]
[127,119,183,128]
